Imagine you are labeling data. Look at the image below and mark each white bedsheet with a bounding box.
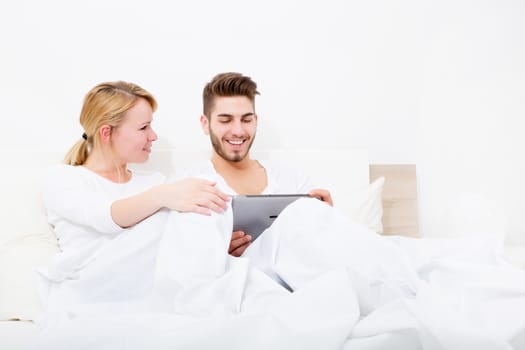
[24,199,525,350]
[0,321,39,350]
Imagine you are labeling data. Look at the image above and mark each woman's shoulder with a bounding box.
[42,164,89,187]
[43,163,81,181]
[40,165,89,200]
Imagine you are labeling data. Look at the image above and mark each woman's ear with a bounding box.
[99,125,112,143]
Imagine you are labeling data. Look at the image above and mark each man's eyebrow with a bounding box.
[216,112,255,118]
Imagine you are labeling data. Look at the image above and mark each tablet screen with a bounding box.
[231,194,312,241]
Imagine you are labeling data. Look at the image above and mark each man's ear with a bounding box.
[99,125,112,143]
[200,115,210,135]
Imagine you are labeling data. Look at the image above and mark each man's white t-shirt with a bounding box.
[177,159,316,287]
[176,159,314,195]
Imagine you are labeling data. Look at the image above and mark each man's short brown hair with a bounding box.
[202,72,260,117]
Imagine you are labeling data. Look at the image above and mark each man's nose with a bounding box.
[231,119,244,135]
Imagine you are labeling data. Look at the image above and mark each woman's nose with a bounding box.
[149,128,158,141]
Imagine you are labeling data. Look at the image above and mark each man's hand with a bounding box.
[309,188,333,206]
[229,230,252,257]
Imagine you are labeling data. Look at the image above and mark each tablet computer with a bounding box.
[231,194,313,241]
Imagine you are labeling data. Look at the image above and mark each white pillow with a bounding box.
[334,176,385,233]
[0,234,59,321]
[0,151,63,245]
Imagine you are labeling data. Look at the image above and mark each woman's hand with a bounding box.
[309,188,333,206]
[111,178,229,228]
[160,178,230,215]
[229,230,252,257]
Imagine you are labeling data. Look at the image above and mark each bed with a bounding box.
[0,148,524,350]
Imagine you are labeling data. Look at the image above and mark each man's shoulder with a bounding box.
[257,159,305,176]
[256,158,313,194]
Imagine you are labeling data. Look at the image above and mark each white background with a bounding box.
[1,0,524,243]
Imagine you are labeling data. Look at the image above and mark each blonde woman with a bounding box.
[38,81,230,316]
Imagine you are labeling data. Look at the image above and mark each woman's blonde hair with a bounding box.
[64,81,157,166]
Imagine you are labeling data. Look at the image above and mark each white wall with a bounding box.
[1,0,524,243]
[418,0,525,244]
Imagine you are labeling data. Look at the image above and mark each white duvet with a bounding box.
[26,199,525,350]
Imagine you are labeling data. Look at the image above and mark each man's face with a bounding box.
[201,96,257,162]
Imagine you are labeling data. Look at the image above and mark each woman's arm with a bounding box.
[43,166,230,232]
[111,178,230,228]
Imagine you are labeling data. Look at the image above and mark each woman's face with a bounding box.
[110,98,157,164]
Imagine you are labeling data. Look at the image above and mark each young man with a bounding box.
[197,72,332,258]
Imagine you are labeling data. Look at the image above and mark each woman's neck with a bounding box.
[83,152,130,183]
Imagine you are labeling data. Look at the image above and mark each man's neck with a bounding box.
[211,152,254,173]
[210,152,268,194]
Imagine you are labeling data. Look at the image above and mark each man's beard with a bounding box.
[209,128,255,163]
